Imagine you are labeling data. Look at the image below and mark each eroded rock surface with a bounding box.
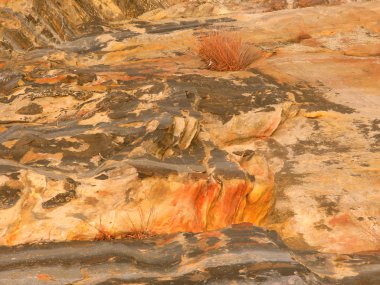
[0,0,379,283]
[0,225,323,285]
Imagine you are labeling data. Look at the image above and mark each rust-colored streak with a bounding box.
[329,213,353,227]
[194,181,220,230]
[34,74,68,84]
[36,274,56,282]
[96,72,146,82]
[150,177,273,235]
[206,181,252,230]
[153,176,273,233]
[242,185,274,226]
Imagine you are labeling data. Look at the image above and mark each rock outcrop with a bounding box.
[0,225,324,285]
[0,0,379,283]
[0,0,167,54]
[0,0,374,54]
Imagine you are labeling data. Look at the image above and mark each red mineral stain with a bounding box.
[130,177,272,237]
[207,182,251,230]
[194,181,220,229]
[96,190,112,197]
[329,213,353,227]
[118,75,146,81]
[36,274,56,281]
[35,74,67,84]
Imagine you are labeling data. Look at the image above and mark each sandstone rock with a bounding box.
[293,0,328,8]
[0,224,323,285]
[16,103,43,115]
[0,0,379,283]
[0,0,167,54]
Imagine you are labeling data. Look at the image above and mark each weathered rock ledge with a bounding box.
[0,0,379,283]
[0,225,323,285]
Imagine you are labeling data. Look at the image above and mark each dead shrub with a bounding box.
[197,31,257,71]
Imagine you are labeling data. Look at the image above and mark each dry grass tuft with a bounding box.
[93,205,156,241]
[197,31,257,71]
[94,228,154,241]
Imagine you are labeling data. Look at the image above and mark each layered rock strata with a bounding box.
[0,0,379,283]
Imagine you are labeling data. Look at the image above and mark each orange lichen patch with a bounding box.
[36,274,56,282]
[20,150,63,164]
[34,74,68,84]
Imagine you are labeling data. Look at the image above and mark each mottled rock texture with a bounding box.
[0,225,324,285]
[0,0,380,284]
[0,224,378,284]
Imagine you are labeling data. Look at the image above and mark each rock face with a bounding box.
[0,0,372,54]
[0,225,323,285]
[0,224,378,284]
[0,227,379,285]
[0,0,167,54]
[0,0,380,283]
[0,65,281,245]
